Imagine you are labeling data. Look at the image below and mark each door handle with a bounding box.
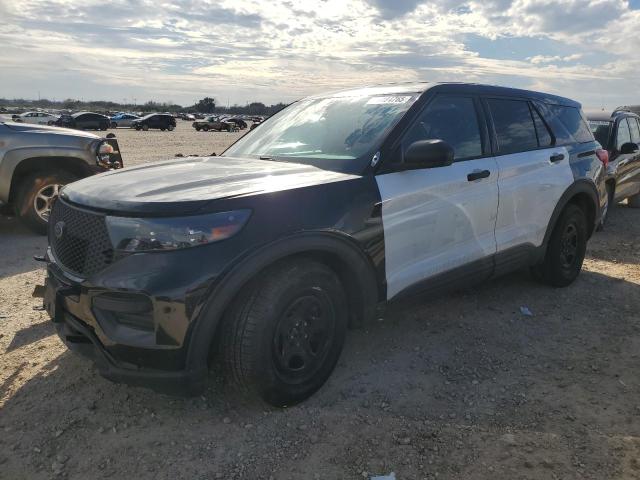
[550,153,565,162]
[467,170,490,181]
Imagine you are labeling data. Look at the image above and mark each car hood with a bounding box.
[61,156,360,215]
[2,121,100,140]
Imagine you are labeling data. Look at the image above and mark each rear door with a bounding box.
[376,94,499,299]
[486,98,574,254]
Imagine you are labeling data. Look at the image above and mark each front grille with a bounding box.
[49,199,114,277]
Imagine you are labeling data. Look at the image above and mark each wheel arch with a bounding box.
[6,155,94,205]
[542,179,600,249]
[184,231,380,379]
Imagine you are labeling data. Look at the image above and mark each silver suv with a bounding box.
[0,122,122,233]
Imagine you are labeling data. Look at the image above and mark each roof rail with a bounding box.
[614,105,640,115]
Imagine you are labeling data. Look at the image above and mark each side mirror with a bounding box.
[403,139,454,170]
[620,142,639,155]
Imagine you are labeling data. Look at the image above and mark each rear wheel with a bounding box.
[142,124,149,131]
[15,170,78,234]
[195,126,201,131]
[202,125,210,131]
[111,122,118,128]
[531,204,587,287]
[220,259,347,407]
[168,125,174,131]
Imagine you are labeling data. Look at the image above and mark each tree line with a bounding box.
[0,97,290,116]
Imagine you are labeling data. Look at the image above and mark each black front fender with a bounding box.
[183,230,380,388]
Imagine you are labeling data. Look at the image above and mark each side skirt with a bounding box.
[390,244,544,304]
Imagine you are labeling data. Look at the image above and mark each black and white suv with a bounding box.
[44,83,606,406]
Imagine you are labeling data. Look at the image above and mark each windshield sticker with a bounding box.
[367,96,412,105]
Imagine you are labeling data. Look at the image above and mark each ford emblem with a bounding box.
[54,221,65,240]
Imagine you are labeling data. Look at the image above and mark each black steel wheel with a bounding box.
[220,259,347,406]
[531,203,587,287]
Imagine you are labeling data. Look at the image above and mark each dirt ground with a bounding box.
[109,121,249,167]
[1,127,640,479]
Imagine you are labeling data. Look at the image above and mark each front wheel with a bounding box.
[15,170,78,234]
[142,124,149,131]
[111,122,117,128]
[202,125,209,131]
[531,204,587,287]
[220,259,347,407]
[168,125,174,131]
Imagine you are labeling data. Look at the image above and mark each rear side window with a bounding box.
[617,119,632,149]
[628,118,640,144]
[402,95,483,161]
[545,105,593,144]
[487,98,538,154]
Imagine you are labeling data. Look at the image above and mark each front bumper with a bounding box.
[44,250,214,395]
[53,307,203,394]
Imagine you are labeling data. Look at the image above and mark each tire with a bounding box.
[628,193,640,208]
[142,124,149,131]
[531,204,587,287]
[47,121,54,126]
[100,124,108,131]
[202,125,209,131]
[15,170,78,235]
[135,125,141,131]
[195,126,201,131]
[168,125,174,131]
[220,259,348,407]
[111,122,118,128]
[160,128,166,131]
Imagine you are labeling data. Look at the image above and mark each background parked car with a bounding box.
[12,111,59,125]
[55,112,110,131]
[587,108,640,215]
[132,113,176,131]
[0,121,122,233]
[223,117,248,129]
[192,116,233,131]
[110,113,140,128]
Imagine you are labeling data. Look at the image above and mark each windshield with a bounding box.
[223,93,419,173]
[588,120,612,149]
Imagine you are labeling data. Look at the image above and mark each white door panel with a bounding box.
[377,158,499,299]
[494,146,573,251]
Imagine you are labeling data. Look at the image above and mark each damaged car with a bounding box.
[44,83,605,406]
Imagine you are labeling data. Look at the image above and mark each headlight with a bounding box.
[97,141,114,167]
[106,210,251,253]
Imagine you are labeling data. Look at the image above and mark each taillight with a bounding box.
[596,148,609,168]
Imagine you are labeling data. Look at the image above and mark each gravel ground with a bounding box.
[111,121,249,167]
[1,128,640,479]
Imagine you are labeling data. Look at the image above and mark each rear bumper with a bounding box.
[53,308,206,395]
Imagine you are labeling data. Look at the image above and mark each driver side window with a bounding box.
[402,96,483,161]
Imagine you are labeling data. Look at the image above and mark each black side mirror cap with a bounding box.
[402,139,454,170]
[620,142,639,155]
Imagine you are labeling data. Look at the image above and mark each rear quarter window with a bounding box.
[543,105,594,144]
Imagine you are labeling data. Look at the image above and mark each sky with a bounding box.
[0,0,639,109]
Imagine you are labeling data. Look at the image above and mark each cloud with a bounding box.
[0,0,638,109]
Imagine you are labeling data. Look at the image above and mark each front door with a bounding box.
[618,117,640,199]
[376,95,499,299]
